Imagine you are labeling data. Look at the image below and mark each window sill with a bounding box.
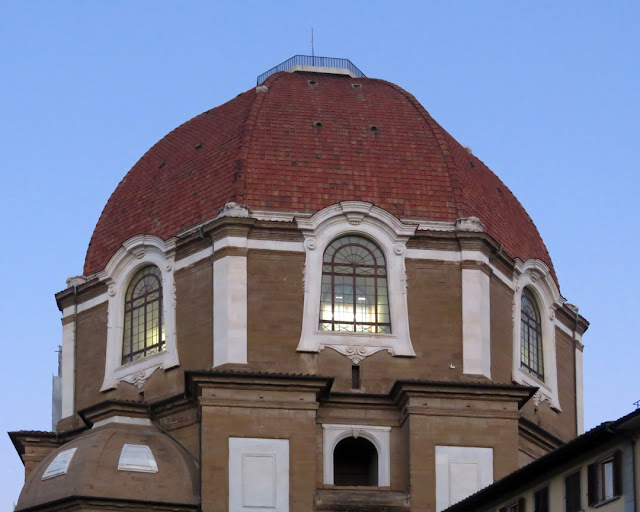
[593,495,621,508]
[514,367,561,412]
[117,349,166,372]
[520,367,545,386]
[314,488,409,511]
[324,485,391,490]
[299,331,415,363]
[316,330,394,338]
[101,350,178,391]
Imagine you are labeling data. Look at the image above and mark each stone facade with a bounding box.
[10,61,589,512]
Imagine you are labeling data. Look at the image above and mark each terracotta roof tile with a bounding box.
[84,72,555,281]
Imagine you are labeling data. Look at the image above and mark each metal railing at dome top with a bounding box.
[257,55,366,84]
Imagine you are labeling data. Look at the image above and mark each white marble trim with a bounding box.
[322,424,391,486]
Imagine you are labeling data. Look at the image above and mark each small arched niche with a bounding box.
[333,436,379,486]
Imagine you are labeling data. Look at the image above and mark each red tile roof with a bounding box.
[84,71,555,281]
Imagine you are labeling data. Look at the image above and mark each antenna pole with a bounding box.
[311,27,315,65]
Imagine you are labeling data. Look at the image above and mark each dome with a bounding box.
[13,59,591,512]
[84,70,554,280]
[15,422,199,510]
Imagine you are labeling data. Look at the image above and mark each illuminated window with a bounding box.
[122,265,165,364]
[520,288,544,380]
[319,236,390,334]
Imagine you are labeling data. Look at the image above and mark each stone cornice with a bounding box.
[186,370,334,398]
[316,393,400,425]
[212,245,248,261]
[314,489,410,512]
[460,260,493,276]
[319,392,396,408]
[77,400,151,428]
[60,208,551,317]
[455,232,495,257]
[519,416,566,452]
[208,222,253,243]
[13,495,199,512]
[191,371,334,410]
[8,427,87,464]
[556,304,590,337]
[389,380,537,410]
[55,278,107,312]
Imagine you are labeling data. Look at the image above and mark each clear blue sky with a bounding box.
[1,1,638,508]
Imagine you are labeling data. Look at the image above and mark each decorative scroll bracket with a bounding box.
[319,344,391,364]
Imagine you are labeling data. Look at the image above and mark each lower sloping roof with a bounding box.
[444,408,640,512]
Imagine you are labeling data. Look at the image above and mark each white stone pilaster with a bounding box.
[213,249,248,367]
[461,266,491,378]
[575,345,584,434]
[61,320,75,418]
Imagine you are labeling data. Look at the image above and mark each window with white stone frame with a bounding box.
[296,202,416,364]
[322,424,391,487]
[333,436,379,486]
[100,235,179,391]
[512,260,563,411]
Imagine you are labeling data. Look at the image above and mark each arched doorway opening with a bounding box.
[333,436,378,486]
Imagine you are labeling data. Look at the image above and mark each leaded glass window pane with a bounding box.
[520,288,544,380]
[122,265,165,364]
[318,236,391,334]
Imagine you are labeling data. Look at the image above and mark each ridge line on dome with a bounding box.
[376,79,558,285]
[232,72,288,204]
[82,73,557,284]
[375,79,469,220]
[438,124,558,285]
[83,90,256,275]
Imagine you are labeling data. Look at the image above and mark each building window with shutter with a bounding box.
[565,471,581,512]
[499,497,525,512]
[534,486,549,512]
[588,451,622,505]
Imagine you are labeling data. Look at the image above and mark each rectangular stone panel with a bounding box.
[229,437,289,512]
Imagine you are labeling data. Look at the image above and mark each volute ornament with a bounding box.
[217,202,251,219]
[319,344,391,364]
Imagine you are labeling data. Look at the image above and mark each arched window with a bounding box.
[333,437,378,486]
[520,288,544,380]
[319,236,390,334]
[122,265,165,364]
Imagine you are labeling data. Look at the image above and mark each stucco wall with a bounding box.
[491,440,629,512]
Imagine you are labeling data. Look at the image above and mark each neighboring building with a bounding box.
[9,56,589,512]
[51,346,62,430]
[443,407,640,512]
